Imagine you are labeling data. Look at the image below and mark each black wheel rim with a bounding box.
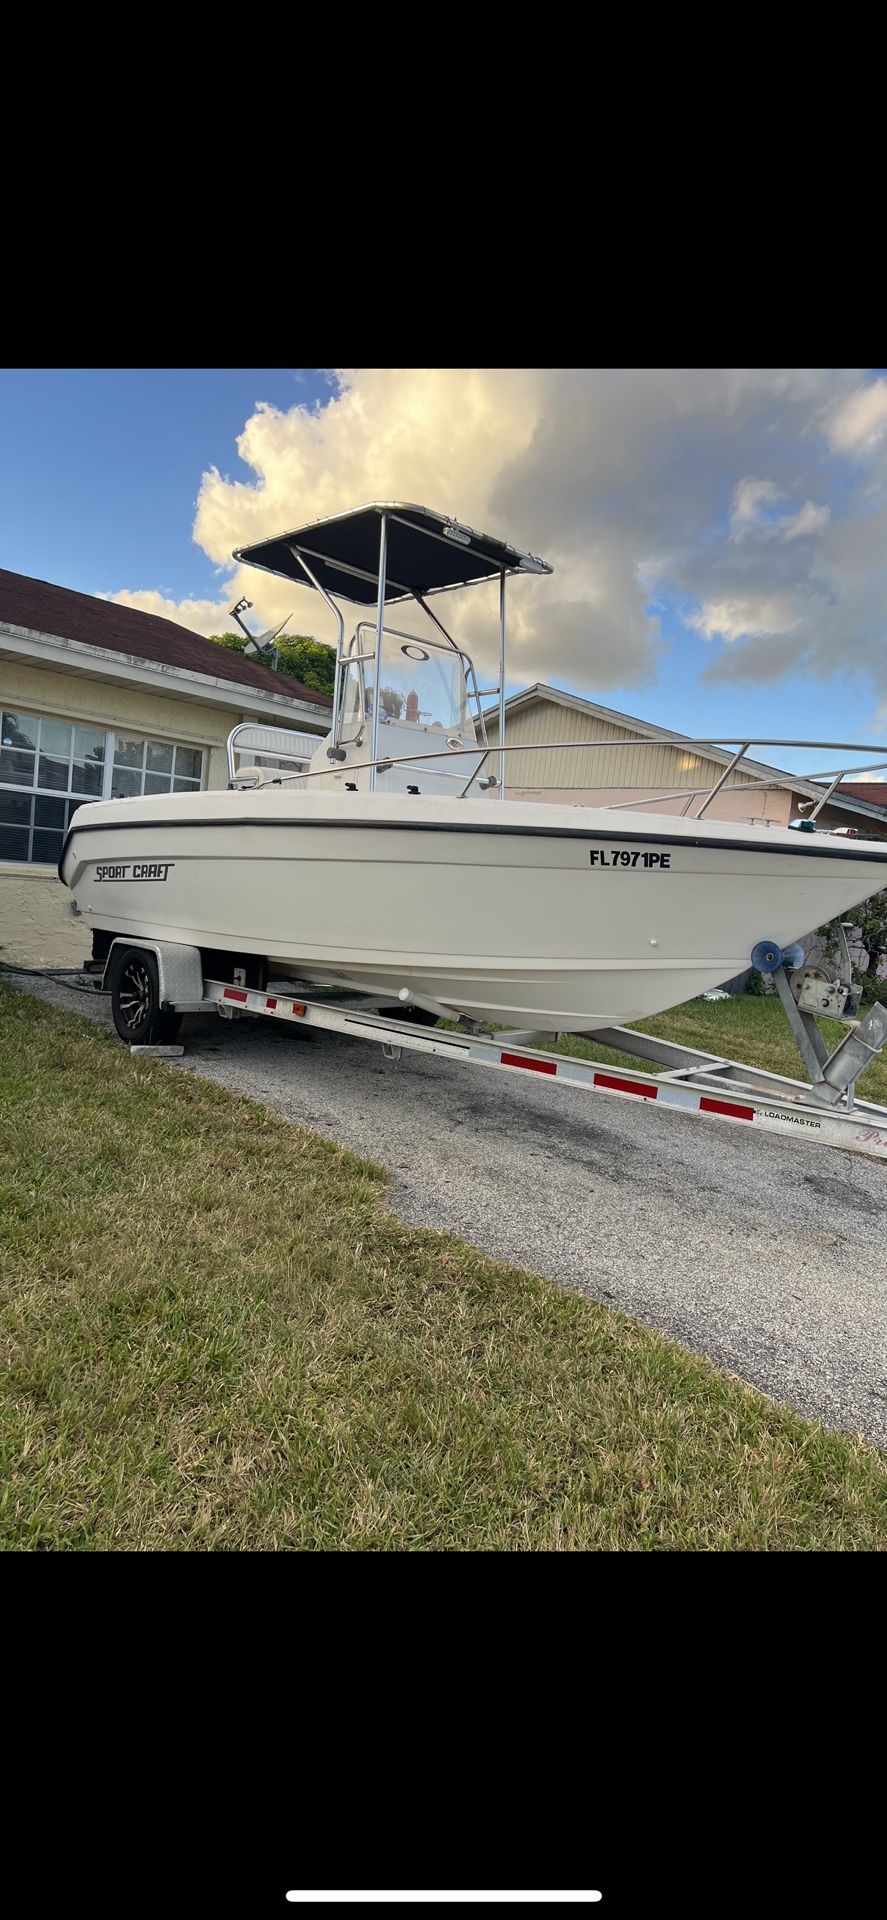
[119,959,152,1031]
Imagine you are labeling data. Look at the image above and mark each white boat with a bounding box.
[59,503,887,1033]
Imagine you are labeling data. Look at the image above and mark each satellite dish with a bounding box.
[229,596,293,667]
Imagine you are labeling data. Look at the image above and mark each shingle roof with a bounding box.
[834,782,887,811]
[0,566,333,711]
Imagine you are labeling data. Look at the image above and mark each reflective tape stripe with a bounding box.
[593,1071,658,1100]
[699,1096,755,1121]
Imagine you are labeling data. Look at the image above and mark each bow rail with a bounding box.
[226,725,887,818]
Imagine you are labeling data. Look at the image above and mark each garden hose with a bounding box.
[0,960,108,995]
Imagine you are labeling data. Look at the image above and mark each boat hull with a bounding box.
[60,791,887,1032]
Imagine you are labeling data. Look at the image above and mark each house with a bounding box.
[483,685,887,838]
[829,782,887,818]
[0,567,332,967]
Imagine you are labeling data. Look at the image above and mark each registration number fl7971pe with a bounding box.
[589,849,671,869]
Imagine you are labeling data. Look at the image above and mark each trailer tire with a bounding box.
[108,947,183,1046]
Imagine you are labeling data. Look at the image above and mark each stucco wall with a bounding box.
[0,658,265,968]
[0,864,87,966]
[1,655,237,763]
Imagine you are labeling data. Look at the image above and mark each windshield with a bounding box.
[338,628,477,745]
[366,631,475,735]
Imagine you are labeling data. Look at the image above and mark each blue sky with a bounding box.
[0,369,329,597]
[2,368,886,776]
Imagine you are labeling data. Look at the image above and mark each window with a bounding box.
[0,710,204,865]
[0,712,105,865]
[109,733,203,799]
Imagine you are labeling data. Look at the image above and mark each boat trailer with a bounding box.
[95,934,887,1164]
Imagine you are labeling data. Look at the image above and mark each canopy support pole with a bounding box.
[370,514,388,792]
[498,570,507,800]
[286,545,346,755]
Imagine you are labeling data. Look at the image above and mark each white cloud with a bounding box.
[827,376,887,456]
[685,594,801,644]
[104,587,234,637]
[779,500,831,541]
[728,478,830,545]
[729,477,783,540]
[106,367,887,714]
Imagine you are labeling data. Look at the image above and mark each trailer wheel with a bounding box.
[108,947,183,1046]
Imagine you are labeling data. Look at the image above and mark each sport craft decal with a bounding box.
[94,862,175,882]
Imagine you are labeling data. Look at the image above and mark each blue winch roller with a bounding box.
[751,940,805,973]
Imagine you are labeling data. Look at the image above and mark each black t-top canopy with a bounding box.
[233,502,552,606]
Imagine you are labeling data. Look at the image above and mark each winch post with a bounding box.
[769,963,832,1079]
[753,938,887,1109]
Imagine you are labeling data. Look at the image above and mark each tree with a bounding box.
[818,893,887,1002]
[380,686,405,719]
[211,632,336,698]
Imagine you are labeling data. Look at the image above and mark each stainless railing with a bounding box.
[226,722,324,782]
[224,727,887,817]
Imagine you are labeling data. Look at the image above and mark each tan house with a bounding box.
[0,568,332,968]
[484,685,887,838]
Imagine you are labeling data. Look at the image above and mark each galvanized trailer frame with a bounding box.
[102,937,887,1163]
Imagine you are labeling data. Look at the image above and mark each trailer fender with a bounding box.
[102,937,205,1011]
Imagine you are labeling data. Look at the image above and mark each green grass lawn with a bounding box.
[1,984,886,1551]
